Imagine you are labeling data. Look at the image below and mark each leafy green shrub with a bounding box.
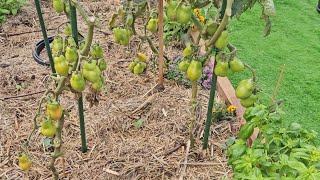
[0,0,26,24]
[227,103,320,179]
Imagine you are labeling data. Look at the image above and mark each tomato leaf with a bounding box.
[132,119,144,128]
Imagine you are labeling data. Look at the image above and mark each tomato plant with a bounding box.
[20,1,107,179]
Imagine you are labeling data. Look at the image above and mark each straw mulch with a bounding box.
[0,1,239,179]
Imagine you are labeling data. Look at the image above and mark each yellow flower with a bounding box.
[198,16,205,23]
[227,105,237,112]
[194,9,200,15]
[212,108,216,113]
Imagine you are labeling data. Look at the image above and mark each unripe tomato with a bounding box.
[137,53,148,62]
[147,19,158,33]
[235,79,254,99]
[133,63,145,75]
[113,28,122,43]
[230,57,244,72]
[64,24,71,36]
[52,36,63,52]
[240,94,257,108]
[167,1,177,21]
[92,76,105,91]
[79,41,85,50]
[70,72,86,92]
[98,59,107,71]
[178,61,190,72]
[82,61,101,83]
[206,22,218,36]
[129,61,137,71]
[90,44,104,60]
[46,99,63,121]
[183,45,192,57]
[64,2,70,14]
[187,60,202,81]
[215,31,229,49]
[41,119,57,137]
[53,0,64,13]
[18,153,31,171]
[214,61,231,77]
[176,5,192,24]
[120,29,130,46]
[67,37,76,47]
[65,47,78,63]
[54,55,69,76]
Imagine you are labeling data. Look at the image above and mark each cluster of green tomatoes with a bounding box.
[129,53,148,75]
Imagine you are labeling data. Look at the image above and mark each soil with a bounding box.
[0,1,239,179]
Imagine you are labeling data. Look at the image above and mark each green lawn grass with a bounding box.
[229,0,320,142]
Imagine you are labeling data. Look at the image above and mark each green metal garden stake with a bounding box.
[202,57,218,150]
[69,1,87,153]
[34,0,56,74]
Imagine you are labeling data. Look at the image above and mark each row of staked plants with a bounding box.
[17,0,320,179]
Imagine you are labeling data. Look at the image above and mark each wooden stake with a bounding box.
[271,64,286,103]
[158,0,164,87]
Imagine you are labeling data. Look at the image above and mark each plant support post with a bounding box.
[158,0,164,88]
[34,0,56,74]
[69,0,87,153]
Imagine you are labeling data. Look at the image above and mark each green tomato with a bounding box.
[187,60,202,81]
[46,99,63,121]
[147,19,158,33]
[90,44,104,60]
[52,36,63,52]
[129,61,137,71]
[41,119,57,137]
[167,1,177,21]
[18,154,31,171]
[214,61,231,77]
[230,57,244,73]
[215,31,229,49]
[67,37,76,47]
[240,94,257,108]
[65,47,78,63]
[235,79,254,99]
[82,61,101,83]
[70,72,86,92]
[133,63,145,75]
[178,61,190,72]
[176,5,192,24]
[53,0,64,13]
[83,60,97,71]
[98,59,107,71]
[64,23,71,36]
[64,2,70,14]
[183,45,192,57]
[92,76,105,91]
[54,55,69,76]
[206,22,218,36]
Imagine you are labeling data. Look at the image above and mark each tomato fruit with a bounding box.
[206,22,218,36]
[46,99,63,120]
[92,76,105,90]
[54,55,69,76]
[113,28,121,43]
[235,79,254,99]
[137,53,148,62]
[215,31,229,49]
[64,2,70,14]
[65,47,78,63]
[187,60,202,81]
[230,57,244,72]
[18,153,31,171]
[98,59,107,71]
[183,45,192,57]
[134,63,145,74]
[214,61,231,77]
[113,28,129,46]
[52,36,63,53]
[90,44,104,60]
[147,19,158,33]
[67,37,76,47]
[129,61,137,71]
[240,94,257,108]
[178,61,190,72]
[82,60,101,83]
[53,0,64,13]
[70,72,86,92]
[41,118,57,137]
[64,24,71,36]
[176,5,192,24]
[167,1,177,21]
